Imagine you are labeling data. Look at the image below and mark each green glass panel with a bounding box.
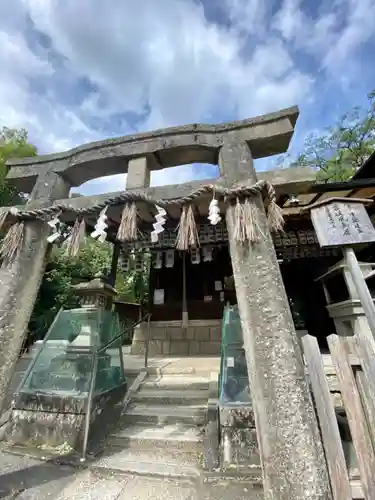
[22,345,93,396]
[94,313,125,393]
[20,308,126,397]
[46,308,102,347]
[219,305,252,406]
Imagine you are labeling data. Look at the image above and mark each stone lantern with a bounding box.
[316,259,375,339]
[72,273,118,309]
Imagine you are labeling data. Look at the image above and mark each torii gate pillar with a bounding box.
[220,139,331,500]
[0,171,70,415]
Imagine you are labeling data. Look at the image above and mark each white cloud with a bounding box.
[0,0,374,195]
[273,0,375,69]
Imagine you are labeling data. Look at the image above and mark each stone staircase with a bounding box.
[0,352,32,439]
[95,366,214,478]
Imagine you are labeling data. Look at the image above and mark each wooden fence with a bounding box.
[300,332,375,500]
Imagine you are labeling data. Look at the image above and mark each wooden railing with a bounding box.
[300,332,375,500]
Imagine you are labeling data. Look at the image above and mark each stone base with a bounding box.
[220,406,260,469]
[4,383,127,453]
[5,408,85,450]
[131,320,222,356]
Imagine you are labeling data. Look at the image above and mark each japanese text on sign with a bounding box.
[311,201,375,248]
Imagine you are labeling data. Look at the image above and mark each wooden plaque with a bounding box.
[311,200,375,248]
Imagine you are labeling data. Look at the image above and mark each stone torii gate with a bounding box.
[0,107,331,499]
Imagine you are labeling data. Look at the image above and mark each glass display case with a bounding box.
[20,307,126,398]
[219,305,251,405]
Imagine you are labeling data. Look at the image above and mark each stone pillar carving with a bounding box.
[0,171,70,415]
[219,140,331,499]
[126,156,151,189]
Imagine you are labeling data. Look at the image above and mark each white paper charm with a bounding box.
[190,248,201,264]
[151,206,167,243]
[153,251,164,269]
[91,207,108,243]
[119,253,130,272]
[165,249,175,268]
[208,199,221,225]
[135,252,143,272]
[153,289,165,305]
[214,280,223,291]
[47,214,62,243]
[202,246,213,262]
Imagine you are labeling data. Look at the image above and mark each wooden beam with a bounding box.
[310,178,375,193]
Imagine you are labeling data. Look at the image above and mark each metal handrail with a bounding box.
[81,349,98,461]
[81,311,151,460]
[144,314,151,368]
[97,312,151,355]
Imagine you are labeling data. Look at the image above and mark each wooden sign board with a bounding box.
[310,200,375,248]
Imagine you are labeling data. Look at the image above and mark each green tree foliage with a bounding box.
[283,89,375,182]
[0,127,37,205]
[29,241,150,340]
[29,240,113,339]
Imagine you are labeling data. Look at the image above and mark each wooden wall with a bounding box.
[149,245,232,321]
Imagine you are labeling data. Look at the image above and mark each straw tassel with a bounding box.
[232,197,263,243]
[117,202,138,242]
[175,204,199,250]
[0,211,9,233]
[0,221,24,267]
[233,198,245,242]
[242,197,263,242]
[66,217,86,257]
[267,199,284,233]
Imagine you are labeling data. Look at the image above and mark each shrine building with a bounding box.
[117,151,375,357]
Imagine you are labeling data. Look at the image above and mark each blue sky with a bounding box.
[1,0,375,196]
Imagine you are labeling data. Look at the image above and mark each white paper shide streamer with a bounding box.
[208,198,221,225]
[91,207,108,243]
[47,214,62,243]
[151,206,167,243]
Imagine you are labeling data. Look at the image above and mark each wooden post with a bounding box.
[0,171,70,416]
[182,252,188,329]
[356,370,375,453]
[328,334,375,499]
[108,242,121,288]
[302,334,351,500]
[219,140,332,500]
[106,242,120,310]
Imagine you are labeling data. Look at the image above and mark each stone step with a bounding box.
[201,476,264,499]
[121,403,207,426]
[142,375,210,391]
[94,447,202,478]
[108,423,204,453]
[56,469,126,500]
[146,365,219,378]
[133,389,209,405]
